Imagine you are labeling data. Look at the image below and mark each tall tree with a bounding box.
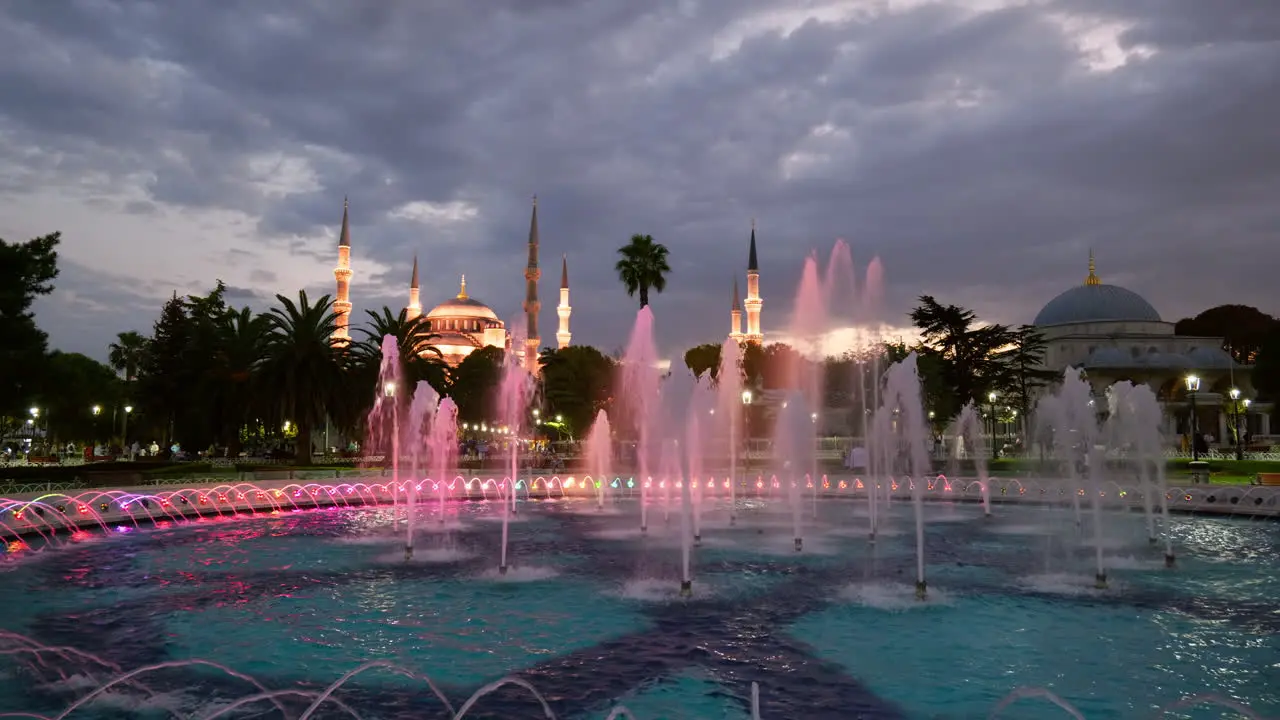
[0,232,59,419]
[108,331,149,382]
[258,291,344,465]
[356,307,448,396]
[35,352,122,445]
[615,234,671,308]
[210,307,270,456]
[539,345,616,436]
[1174,305,1279,364]
[136,293,191,447]
[994,325,1060,421]
[683,343,722,381]
[448,346,506,424]
[910,295,1015,415]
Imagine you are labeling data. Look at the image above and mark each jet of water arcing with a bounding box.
[1039,368,1108,589]
[621,307,661,533]
[952,403,993,517]
[431,397,458,524]
[369,335,403,531]
[404,382,439,560]
[585,411,613,510]
[1105,382,1175,566]
[496,353,534,575]
[715,337,744,525]
[876,353,931,600]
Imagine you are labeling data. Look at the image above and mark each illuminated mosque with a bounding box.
[328,197,570,373]
[329,195,769,372]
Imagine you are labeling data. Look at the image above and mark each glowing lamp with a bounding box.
[987,392,997,402]
[124,405,133,413]
[1230,387,1241,401]
[1185,375,1200,393]
[741,390,753,405]
[383,380,396,397]
[29,407,38,417]
[91,405,101,415]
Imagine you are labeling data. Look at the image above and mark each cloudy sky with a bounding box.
[2,0,1278,362]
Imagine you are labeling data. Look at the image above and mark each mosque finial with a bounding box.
[458,274,468,299]
[1085,249,1100,286]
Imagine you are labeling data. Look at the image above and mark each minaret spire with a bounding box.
[744,221,763,342]
[1085,249,1100,286]
[458,274,468,300]
[523,195,542,371]
[331,197,353,345]
[338,197,351,247]
[405,255,421,321]
[556,254,572,349]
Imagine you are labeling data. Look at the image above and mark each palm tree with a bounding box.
[108,331,148,381]
[615,234,671,308]
[212,307,270,456]
[356,307,449,395]
[258,291,345,465]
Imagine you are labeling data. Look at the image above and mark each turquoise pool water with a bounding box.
[0,498,1276,718]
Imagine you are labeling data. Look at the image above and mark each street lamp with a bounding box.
[91,405,102,453]
[123,405,133,447]
[987,391,998,459]
[1229,388,1243,461]
[1185,375,1201,461]
[383,380,396,397]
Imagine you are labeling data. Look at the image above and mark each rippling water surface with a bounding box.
[0,498,1277,719]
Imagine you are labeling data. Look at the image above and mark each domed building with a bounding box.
[1034,254,1271,441]
[417,275,510,366]
[329,196,573,374]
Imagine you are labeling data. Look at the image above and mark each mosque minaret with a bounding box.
[557,254,572,349]
[523,196,542,373]
[743,221,764,343]
[405,255,421,321]
[330,198,353,346]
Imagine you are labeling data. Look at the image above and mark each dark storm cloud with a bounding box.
[2,0,1279,362]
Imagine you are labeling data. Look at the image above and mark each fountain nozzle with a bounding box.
[1094,572,1108,590]
[404,546,413,562]
[729,514,736,526]
[694,534,701,546]
[1164,553,1176,569]
[793,537,803,552]
[498,565,508,576]
[679,580,692,597]
[914,580,927,601]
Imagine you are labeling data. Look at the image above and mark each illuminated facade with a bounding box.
[330,198,353,346]
[728,222,764,344]
[557,254,572,349]
[330,196,559,370]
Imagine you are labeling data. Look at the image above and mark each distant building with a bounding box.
[329,197,567,373]
[1034,253,1272,440]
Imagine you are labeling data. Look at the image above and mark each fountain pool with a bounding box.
[1,495,1277,719]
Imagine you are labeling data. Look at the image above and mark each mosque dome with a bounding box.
[1033,254,1161,327]
[425,275,501,324]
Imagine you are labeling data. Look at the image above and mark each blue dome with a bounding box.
[1033,284,1162,327]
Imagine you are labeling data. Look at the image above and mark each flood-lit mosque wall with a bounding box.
[1033,254,1273,440]
[328,197,556,372]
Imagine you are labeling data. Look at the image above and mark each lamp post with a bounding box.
[1185,375,1201,461]
[91,405,102,453]
[29,408,40,449]
[1229,388,1243,461]
[987,391,998,459]
[123,405,133,448]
